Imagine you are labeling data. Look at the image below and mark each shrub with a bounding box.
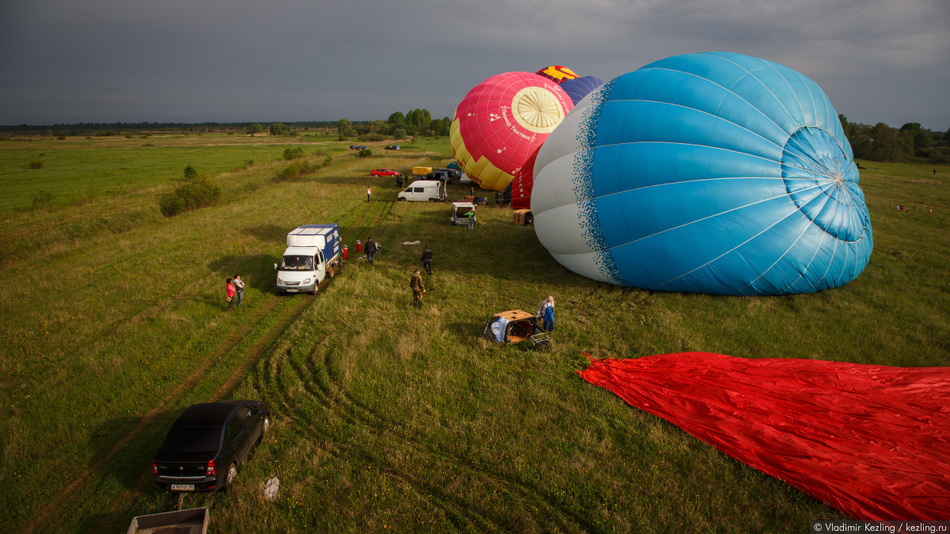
[273,160,318,182]
[283,146,305,160]
[183,165,198,180]
[322,154,333,167]
[357,148,373,158]
[358,132,386,142]
[30,160,44,169]
[158,176,221,217]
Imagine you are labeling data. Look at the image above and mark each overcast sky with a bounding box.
[1,0,947,130]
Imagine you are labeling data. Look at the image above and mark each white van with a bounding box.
[397,180,445,202]
[450,201,476,225]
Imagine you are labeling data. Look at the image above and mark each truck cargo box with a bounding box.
[412,166,433,178]
[286,224,335,248]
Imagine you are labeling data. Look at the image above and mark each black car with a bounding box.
[153,400,270,492]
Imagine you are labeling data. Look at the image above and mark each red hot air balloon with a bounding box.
[450,72,573,191]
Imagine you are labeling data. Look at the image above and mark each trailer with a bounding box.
[127,507,208,534]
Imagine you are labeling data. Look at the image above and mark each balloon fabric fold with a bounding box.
[577,352,950,521]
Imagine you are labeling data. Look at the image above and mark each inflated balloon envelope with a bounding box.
[451,72,574,192]
[531,52,873,295]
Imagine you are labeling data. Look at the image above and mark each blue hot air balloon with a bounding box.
[558,75,604,105]
[531,52,872,296]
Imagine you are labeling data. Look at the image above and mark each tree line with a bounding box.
[3,114,948,165]
[840,116,948,164]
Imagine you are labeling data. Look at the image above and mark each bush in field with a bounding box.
[283,146,305,160]
[322,154,332,167]
[183,165,198,180]
[273,160,318,182]
[269,123,296,136]
[358,132,385,142]
[357,148,372,158]
[159,175,221,217]
[30,160,44,169]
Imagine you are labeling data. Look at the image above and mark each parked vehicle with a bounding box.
[482,310,552,349]
[127,507,208,534]
[370,168,400,177]
[450,201,476,225]
[436,168,461,182]
[411,166,433,180]
[397,180,445,202]
[275,224,342,294]
[385,145,400,150]
[153,401,270,493]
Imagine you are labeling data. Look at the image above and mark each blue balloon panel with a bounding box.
[531,52,872,295]
[559,76,605,105]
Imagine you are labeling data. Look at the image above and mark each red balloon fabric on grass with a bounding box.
[577,352,950,520]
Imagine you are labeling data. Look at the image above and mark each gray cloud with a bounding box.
[0,0,947,129]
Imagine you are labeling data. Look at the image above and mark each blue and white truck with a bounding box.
[274,224,342,294]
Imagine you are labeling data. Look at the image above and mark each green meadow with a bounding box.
[0,133,946,533]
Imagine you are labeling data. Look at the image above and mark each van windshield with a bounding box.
[280,255,314,271]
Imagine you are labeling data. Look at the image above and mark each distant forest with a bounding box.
[1,112,947,165]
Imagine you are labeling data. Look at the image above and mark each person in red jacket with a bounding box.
[226,278,236,310]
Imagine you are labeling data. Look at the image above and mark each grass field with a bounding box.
[0,133,947,533]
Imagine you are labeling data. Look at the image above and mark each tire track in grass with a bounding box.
[254,343,503,531]
[257,336,589,533]
[21,291,316,534]
[305,336,593,532]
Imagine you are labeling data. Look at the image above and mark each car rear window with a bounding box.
[162,426,222,452]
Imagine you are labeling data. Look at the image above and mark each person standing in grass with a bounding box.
[365,237,379,265]
[410,269,425,308]
[366,185,371,202]
[233,274,245,307]
[226,278,236,311]
[467,210,475,230]
[421,244,433,275]
[539,296,555,331]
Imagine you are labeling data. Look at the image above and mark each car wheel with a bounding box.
[398,197,407,201]
[311,283,318,295]
[226,463,238,486]
[262,415,270,437]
